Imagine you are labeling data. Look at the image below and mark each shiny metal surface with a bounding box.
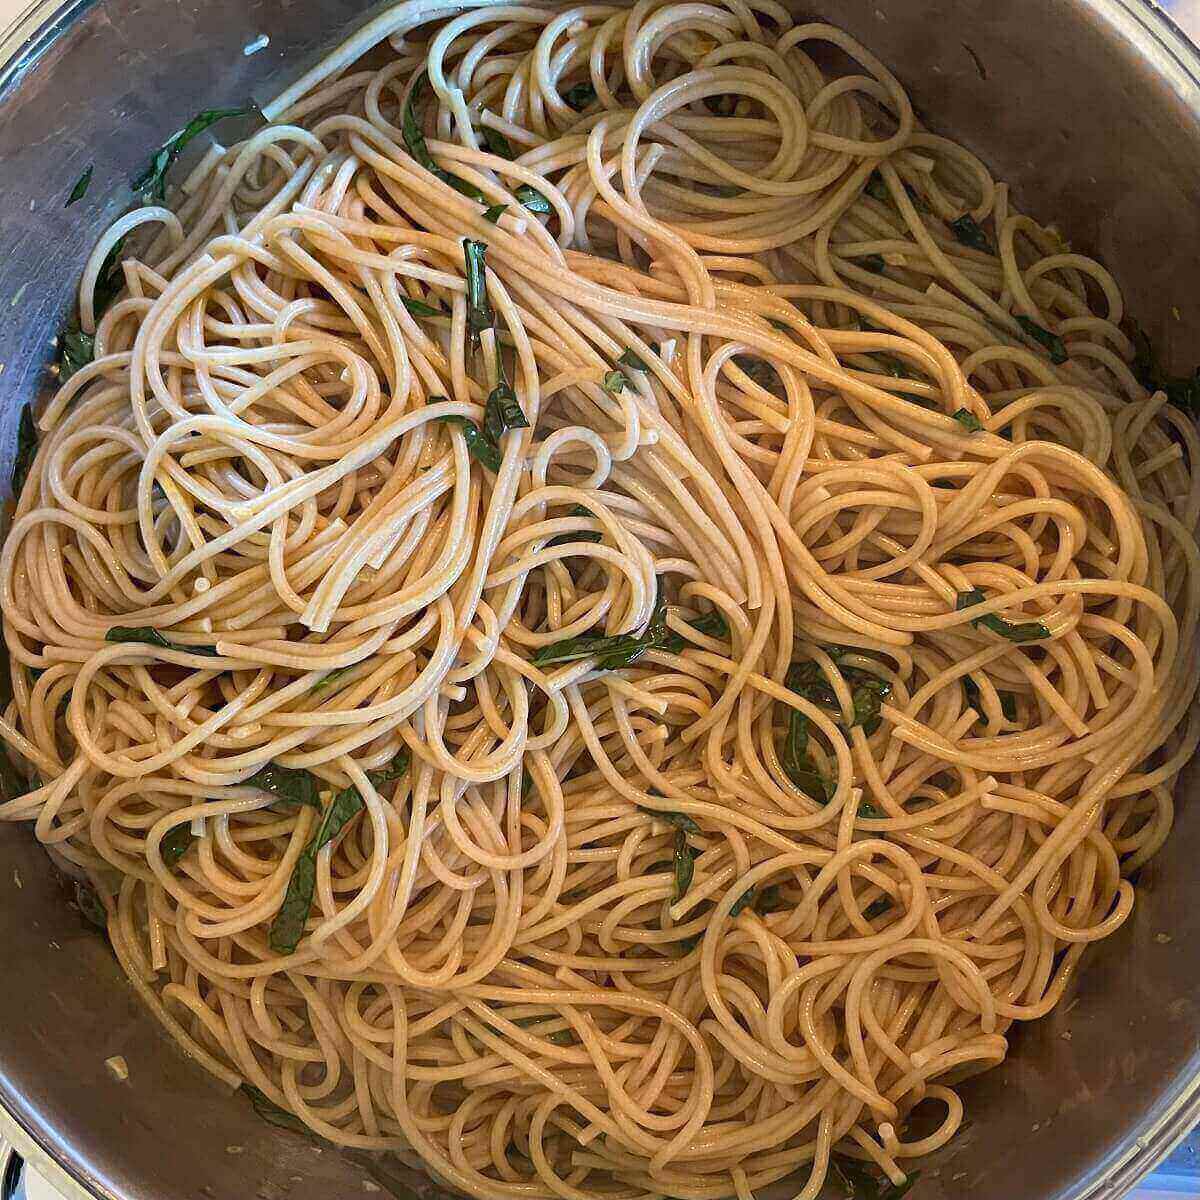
[0,2,1199,1198]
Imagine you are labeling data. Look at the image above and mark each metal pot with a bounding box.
[1,1,1199,1197]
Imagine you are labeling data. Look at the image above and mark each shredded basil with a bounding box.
[481,126,515,157]
[433,413,503,473]
[1015,315,1068,364]
[673,828,695,901]
[953,408,984,432]
[104,626,218,656]
[400,295,441,318]
[778,662,831,803]
[618,348,649,372]
[246,763,322,810]
[949,213,991,253]
[603,370,626,394]
[462,238,493,340]
[860,253,886,274]
[401,73,486,202]
[754,884,786,914]
[242,1085,310,1135]
[65,164,93,207]
[160,824,195,867]
[312,665,354,692]
[637,806,700,834]
[734,355,782,393]
[662,610,728,653]
[562,81,597,111]
[963,675,1018,722]
[482,203,507,224]
[515,184,551,214]
[547,504,602,550]
[532,597,669,671]
[10,405,37,500]
[483,380,529,445]
[134,107,255,202]
[850,676,891,735]
[730,887,755,917]
[58,328,95,385]
[863,896,892,921]
[956,588,1050,643]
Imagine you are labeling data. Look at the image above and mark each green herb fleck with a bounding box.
[863,896,892,921]
[160,823,195,867]
[618,348,649,372]
[949,213,991,253]
[246,763,322,810]
[603,370,626,394]
[562,82,597,111]
[532,597,669,671]
[312,665,354,692]
[860,254,886,274]
[401,74,486,203]
[400,295,441,318]
[433,413,503,473]
[956,588,1050,643]
[462,238,493,341]
[58,328,95,385]
[1015,315,1068,365]
[104,626,218,656]
[953,408,984,432]
[673,828,695,901]
[483,380,529,445]
[730,887,755,917]
[133,107,255,202]
[662,610,728,653]
[65,165,93,207]
[515,184,551,214]
[482,203,507,224]
[754,884,786,914]
[637,806,700,834]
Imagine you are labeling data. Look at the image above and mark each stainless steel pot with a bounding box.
[1,1,1199,1197]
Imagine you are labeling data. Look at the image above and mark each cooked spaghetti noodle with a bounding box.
[2,2,1197,1197]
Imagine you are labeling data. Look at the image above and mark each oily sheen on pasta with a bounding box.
[2,1,1198,1197]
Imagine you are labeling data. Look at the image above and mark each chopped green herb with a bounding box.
[730,887,755,916]
[865,172,890,202]
[10,405,37,500]
[850,676,891,735]
[515,184,551,214]
[673,828,695,901]
[562,81,597,111]
[65,164,93,207]
[242,1085,310,1135]
[58,328,95,385]
[778,662,831,803]
[547,504,603,550]
[462,238,493,340]
[754,884,787,914]
[662,609,728,653]
[483,380,529,445]
[74,880,107,929]
[603,370,626,394]
[546,1029,575,1046]
[401,74,486,202]
[1000,691,1018,721]
[105,626,218,656]
[860,253,886,273]
[246,763,322,810]
[1015,315,1068,364]
[433,414,503,472]
[734,355,781,393]
[637,806,700,834]
[863,896,892,921]
[532,597,669,671]
[133,107,255,202]
[963,675,1018,722]
[367,750,410,788]
[482,203,507,224]
[618,348,649,372]
[953,408,984,432]
[949,213,991,253]
[87,235,128,323]
[956,588,1050,643]
[312,665,354,692]
[400,295,442,318]
[160,823,195,867]
[481,126,515,157]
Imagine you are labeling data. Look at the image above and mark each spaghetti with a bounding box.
[2,2,1197,1197]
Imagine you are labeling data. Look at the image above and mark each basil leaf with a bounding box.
[11,405,37,500]
[734,355,781,393]
[515,184,552,214]
[863,896,892,921]
[778,663,831,803]
[481,126,515,157]
[312,665,354,692]
[482,203,507,224]
[546,1029,574,1045]
[547,504,603,550]
[462,238,493,340]
[246,763,322,810]
[401,295,441,318]
[953,408,983,432]
[105,626,219,656]
[310,785,364,854]
[434,414,503,472]
[133,106,255,202]
[860,253,886,274]
[730,887,755,917]
[956,588,1050,643]
[562,81,597,111]
[160,824,195,867]
[75,880,107,929]
[532,597,669,670]
[483,381,529,445]
[754,884,786,914]
[401,73,486,203]
[865,172,890,201]
[65,164,93,207]
[963,675,1018,722]
[1000,691,1018,721]
[618,349,649,372]
[672,828,695,901]
[58,327,95,385]
[242,1085,310,1135]
[637,806,700,834]
[661,609,728,653]
[92,235,128,320]
[367,750,410,787]
[1015,315,1068,365]
[269,851,315,954]
[949,213,991,252]
[603,370,626,394]
[850,676,891,735]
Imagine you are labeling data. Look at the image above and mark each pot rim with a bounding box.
[0,0,1199,1197]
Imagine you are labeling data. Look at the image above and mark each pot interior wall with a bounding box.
[0,2,1198,1198]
